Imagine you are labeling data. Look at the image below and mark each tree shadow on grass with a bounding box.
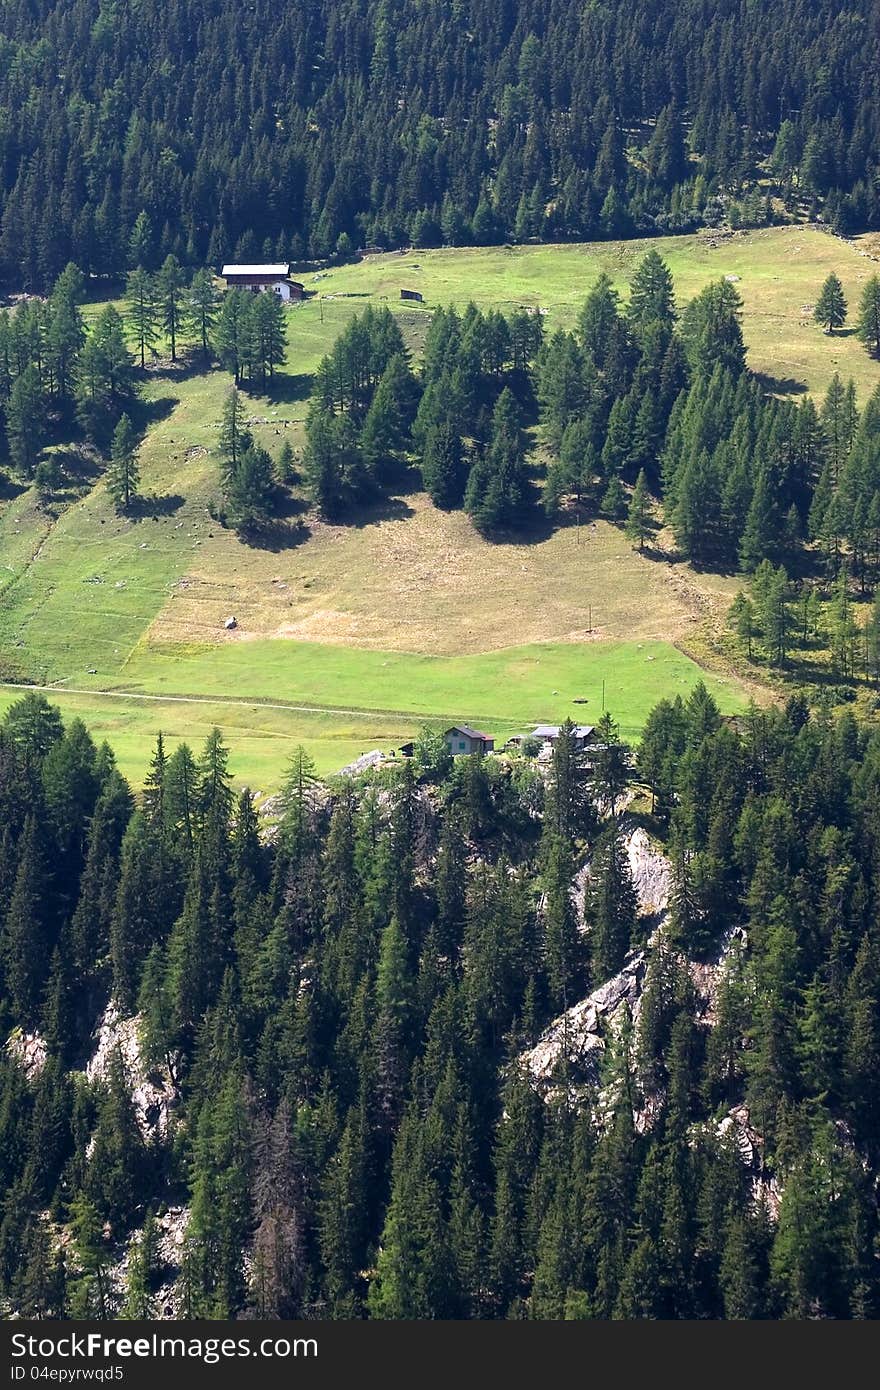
[250,372,314,407]
[483,504,557,546]
[132,395,179,431]
[237,517,313,552]
[753,371,807,397]
[274,490,311,520]
[142,349,212,383]
[0,475,28,502]
[128,493,185,519]
[343,495,416,529]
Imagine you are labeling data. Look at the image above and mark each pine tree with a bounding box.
[728,591,755,658]
[121,1211,157,1319]
[128,211,154,271]
[739,465,777,571]
[106,414,140,511]
[216,287,255,385]
[544,719,588,841]
[184,1069,251,1316]
[625,469,652,549]
[251,290,287,386]
[421,420,466,508]
[125,267,159,367]
[627,249,676,333]
[856,275,880,357]
[680,280,746,376]
[373,915,415,1134]
[187,269,221,357]
[814,273,848,334]
[829,566,858,678]
[542,834,582,1011]
[226,445,276,530]
[68,1193,108,1318]
[217,386,252,480]
[589,825,638,980]
[2,690,64,765]
[464,388,530,534]
[86,1049,149,1235]
[275,440,295,484]
[6,366,45,475]
[368,1105,452,1317]
[600,473,627,522]
[158,255,186,361]
[2,816,50,1027]
[360,353,417,485]
[577,272,620,365]
[589,712,631,817]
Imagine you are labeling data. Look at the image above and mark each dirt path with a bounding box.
[0,680,521,728]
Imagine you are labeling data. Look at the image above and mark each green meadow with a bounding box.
[4,224,877,786]
[0,636,744,792]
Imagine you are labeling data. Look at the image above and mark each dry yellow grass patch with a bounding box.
[146,494,743,657]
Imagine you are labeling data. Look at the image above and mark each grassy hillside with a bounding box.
[2,225,877,786]
[296,226,880,401]
[0,637,744,792]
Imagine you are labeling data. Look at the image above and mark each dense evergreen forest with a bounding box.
[1,0,879,291]
[1,689,879,1318]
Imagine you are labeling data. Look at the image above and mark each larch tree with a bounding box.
[106,413,140,512]
[814,273,848,334]
[125,267,159,367]
[856,275,880,357]
[625,469,653,550]
[187,269,221,356]
[158,255,187,362]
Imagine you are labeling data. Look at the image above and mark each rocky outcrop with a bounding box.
[85,1003,178,1139]
[521,952,647,1091]
[690,926,747,1025]
[6,1028,48,1077]
[626,826,671,918]
[717,1104,782,1218]
[574,823,672,933]
[103,1206,191,1318]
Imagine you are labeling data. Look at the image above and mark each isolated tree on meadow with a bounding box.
[856,275,880,357]
[627,250,676,334]
[218,387,252,479]
[226,444,276,530]
[106,413,140,511]
[625,469,653,550]
[275,440,296,483]
[814,273,847,334]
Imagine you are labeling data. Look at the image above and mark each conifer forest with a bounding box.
[1,0,880,1329]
